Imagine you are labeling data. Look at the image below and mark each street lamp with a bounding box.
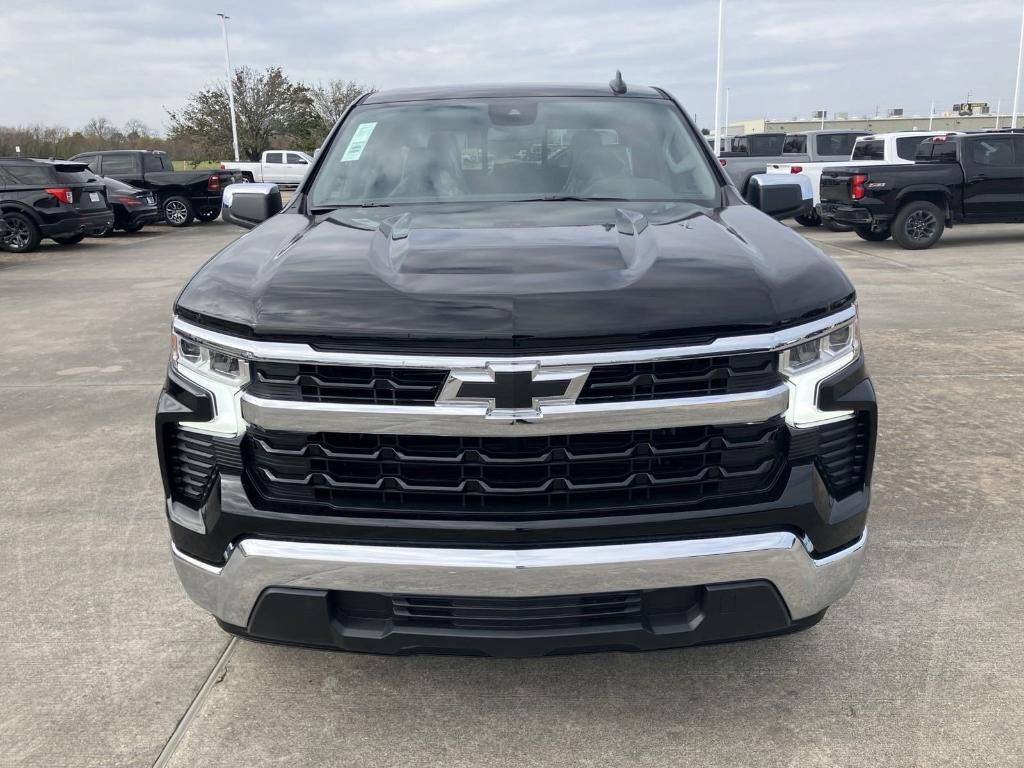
[1014,0,1024,129]
[217,13,241,162]
[712,0,725,156]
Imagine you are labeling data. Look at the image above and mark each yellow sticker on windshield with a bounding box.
[341,122,377,162]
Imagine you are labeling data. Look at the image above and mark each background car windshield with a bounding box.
[309,98,719,206]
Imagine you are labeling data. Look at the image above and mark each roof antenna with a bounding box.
[609,70,627,95]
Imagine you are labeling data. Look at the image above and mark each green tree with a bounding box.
[167,66,314,161]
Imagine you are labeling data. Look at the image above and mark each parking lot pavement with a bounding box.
[2,221,1022,768]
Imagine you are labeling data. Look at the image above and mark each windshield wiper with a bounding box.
[516,195,632,202]
[309,202,391,214]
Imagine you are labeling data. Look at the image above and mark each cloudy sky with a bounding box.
[1,0,1022,134]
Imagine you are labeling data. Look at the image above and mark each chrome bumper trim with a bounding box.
[239,385,790,436]
[172,307,856,368]
[172,528,867,629]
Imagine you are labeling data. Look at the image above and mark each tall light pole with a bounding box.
[218,13,240,162]
[1013,0,1024,129]
[723,87,730,151]
[712,0,725,156]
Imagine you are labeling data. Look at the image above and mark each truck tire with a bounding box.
[195,209,220,223]
[52,233,86,245]
[794,212,821,227]
[163,196,194,227]
[892,201,944,250]
[855,225,891,242]
[2,212,41,253]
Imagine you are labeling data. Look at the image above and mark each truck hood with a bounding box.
[176,201,854,352]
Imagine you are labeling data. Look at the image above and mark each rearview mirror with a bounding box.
[745,174,813,220]
[222,183,283,229]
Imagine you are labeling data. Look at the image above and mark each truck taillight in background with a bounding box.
[789,166,803,174]
[219,163,226,169]
[851,174,868,200]
[207,174,222,192]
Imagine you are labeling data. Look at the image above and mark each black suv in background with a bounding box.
[69,150,242,227]
[160,81,875,657]
[0,158,113,252]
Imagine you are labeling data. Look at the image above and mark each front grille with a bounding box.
[577,352,780,403]
[246,352,781,407]
[248,361,448,406]
[393,592,643,630]
[245,420,788,519]
[332,587,701,633]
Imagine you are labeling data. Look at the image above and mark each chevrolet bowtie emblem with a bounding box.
[437,363,591,418]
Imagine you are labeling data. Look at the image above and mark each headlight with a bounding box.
[170,330,249,435]
[171,331,248,383]
[779,313,860,426]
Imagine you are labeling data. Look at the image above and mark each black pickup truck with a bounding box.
[68,150,243,227]
[158,80,874,657]
[820,133,1024,249]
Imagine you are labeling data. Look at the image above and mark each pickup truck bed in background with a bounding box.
[820,132,1024,249]
[221,150,313,185]
[720,130,869,220]
[69,149,243,226]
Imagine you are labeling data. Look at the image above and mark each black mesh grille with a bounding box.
[577,352,780,403]
[248,361,448,406]
[245,420,788,520]
[816,414,871,497]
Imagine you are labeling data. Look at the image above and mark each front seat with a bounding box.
[562,144,631,196]
[390,133,470,199]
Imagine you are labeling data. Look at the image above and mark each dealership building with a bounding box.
[728,102,1020,136]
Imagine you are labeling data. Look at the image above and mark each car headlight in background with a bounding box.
[170,330,249,435]
[779,312,861,427]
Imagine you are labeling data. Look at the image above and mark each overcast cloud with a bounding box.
[1,0,1021,133]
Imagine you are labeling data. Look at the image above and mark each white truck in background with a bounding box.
[220,150,314,185]
[769,132,956,229]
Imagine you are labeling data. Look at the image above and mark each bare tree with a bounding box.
[309,80,376,135]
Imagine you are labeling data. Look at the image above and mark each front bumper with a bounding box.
[172,528,866,656]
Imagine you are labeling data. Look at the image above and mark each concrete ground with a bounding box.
[1,219,1022,767]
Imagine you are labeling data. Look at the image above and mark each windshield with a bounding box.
[308,97,720,207]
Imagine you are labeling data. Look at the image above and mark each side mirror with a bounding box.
[222,182,283,229]
[313,146,323,159]
[745,173,813,220]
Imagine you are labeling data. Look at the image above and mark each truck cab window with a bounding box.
[265,153,283,164]
[966,137,1014,167]
[783,135,806,154]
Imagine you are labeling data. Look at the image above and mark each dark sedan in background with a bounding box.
[94,177,161,235]
[0,158,113,252]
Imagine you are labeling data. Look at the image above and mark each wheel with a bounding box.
[794,212,821,227]
[892,201,944,250]
[1,212,42,253]
[824,218,853,232]
[121,223,145,233]
[163,196,194,227]
[195,209,219,222]
[855,225,891,242]
[52,233,86,245]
